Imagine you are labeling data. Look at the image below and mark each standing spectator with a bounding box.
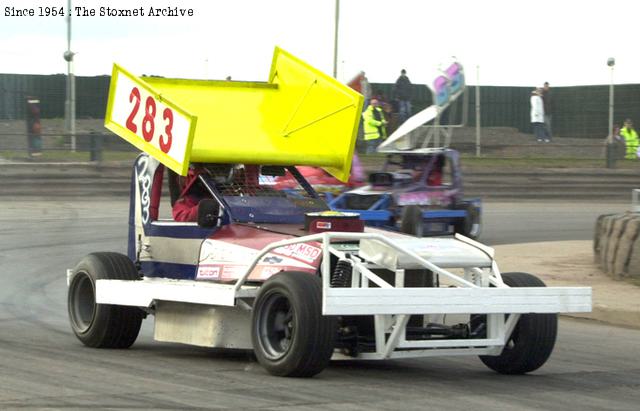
[607,125,626,160]
[362,98,387,154]
[530,88,546,143]
[381,97,398,135]
[393,69,412,123]
[620,118,639,159]
[360,72,372,110]
[541,81,553,141]
[25,97,42,157]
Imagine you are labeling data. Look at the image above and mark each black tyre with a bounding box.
[454,203,481,239]
[68,252,144,348]
[400,205,424,237]
[252,271,337,377]
[479,272,558,374]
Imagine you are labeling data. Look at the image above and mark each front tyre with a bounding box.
[479,272,558,374]
[68,252,143,348]
[252,271,337,377]
[400,205,424,237]
[454,203,481,239]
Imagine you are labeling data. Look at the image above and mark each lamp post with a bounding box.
[64,0,76,152]
[332,0,340,78]
[475,65,481,157]
[606,57,615,168]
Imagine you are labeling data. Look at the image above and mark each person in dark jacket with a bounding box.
[393,69,412,123]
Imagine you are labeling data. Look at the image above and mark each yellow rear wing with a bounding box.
[104,47,363,181]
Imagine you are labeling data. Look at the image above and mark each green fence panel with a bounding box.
[1,73,638,139]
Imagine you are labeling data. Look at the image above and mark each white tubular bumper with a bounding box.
[323,286,592,316]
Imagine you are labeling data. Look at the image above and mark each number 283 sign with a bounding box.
[105,64,197,176]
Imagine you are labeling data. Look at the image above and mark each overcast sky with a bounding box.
[1,0,638,87]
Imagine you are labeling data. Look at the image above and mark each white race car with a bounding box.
[66,48,591,377]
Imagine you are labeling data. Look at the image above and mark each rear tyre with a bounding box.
[252,271,337,377]
[454,203,481,239]
[68,252,143,348]
[479,272,557,374]
[400,205,424,237]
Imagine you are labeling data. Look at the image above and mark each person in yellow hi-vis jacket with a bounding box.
[362,98,387,154]
[620,118,639,160]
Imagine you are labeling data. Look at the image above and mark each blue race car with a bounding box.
[329,148,481,238]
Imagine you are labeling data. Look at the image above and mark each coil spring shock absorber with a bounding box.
[331,259,352,288]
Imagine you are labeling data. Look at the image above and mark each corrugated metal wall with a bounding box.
[1,73,638,138]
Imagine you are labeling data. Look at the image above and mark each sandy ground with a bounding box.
[496,240,640,328]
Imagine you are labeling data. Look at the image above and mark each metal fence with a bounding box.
[0,73,109,119]
[1,73,639,165]
[371,82,640,139]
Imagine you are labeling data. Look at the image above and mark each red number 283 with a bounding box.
[125,86,173,153]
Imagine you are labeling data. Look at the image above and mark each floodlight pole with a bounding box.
[608,63,615,142]
[606,57,615,168]
[64,0,76,152]
[475,65,481,157]
[333,0,340,78]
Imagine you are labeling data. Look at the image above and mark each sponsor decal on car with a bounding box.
[262,256,284,264]
[272,243,322,265]
[222,265,246,278]
[397,191,432,206]
[136,156,153,224]
[197,239,320,281]
[396,189,459,207]
[200,241,254,263]
[196,266,220,280]
[316,221,332,230]
[259,266,282,278]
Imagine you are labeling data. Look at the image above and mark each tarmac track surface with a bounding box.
[1,200,639,410]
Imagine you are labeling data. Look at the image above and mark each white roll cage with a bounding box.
[82,231,591,360]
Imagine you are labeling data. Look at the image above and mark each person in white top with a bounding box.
[530,88,547,143]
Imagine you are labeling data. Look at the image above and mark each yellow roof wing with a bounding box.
[106,47,363,180]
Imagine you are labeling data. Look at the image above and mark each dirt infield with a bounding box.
[497,240,640,329]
